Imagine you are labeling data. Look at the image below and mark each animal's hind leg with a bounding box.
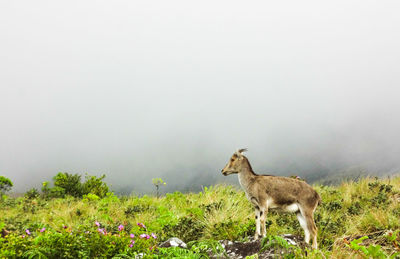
[305,213,318,249]
[296,212,310,244]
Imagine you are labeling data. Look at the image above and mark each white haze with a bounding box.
[1,1,400,193]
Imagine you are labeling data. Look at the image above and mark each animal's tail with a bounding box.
[316,192,322,206]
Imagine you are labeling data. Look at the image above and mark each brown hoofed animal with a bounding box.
[221,149,321,249]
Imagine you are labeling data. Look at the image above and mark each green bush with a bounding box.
[82,193,100,202]
[25,188,40,200]
[0,176,13,195]
[82,174,109,198]
[162,216,205,242]
[41,173,110,199]
[53,173,83,197]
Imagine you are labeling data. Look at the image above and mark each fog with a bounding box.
[1,1,400,194]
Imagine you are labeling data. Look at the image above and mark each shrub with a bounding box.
[53,172,83,197]
[172,216,205,242]
[42,173,110,199]
[82,174,109,198]
[25,188,40,199]
[82,193,100,202]
[0,176,13,196]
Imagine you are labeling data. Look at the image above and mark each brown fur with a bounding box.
[221,149,321,249]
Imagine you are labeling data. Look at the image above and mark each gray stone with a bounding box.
[159,237,187,248]
[285,238,297,246]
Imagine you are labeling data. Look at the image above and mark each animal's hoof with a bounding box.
[254,234,262,240]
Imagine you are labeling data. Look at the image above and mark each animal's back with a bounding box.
[256,175,320,208]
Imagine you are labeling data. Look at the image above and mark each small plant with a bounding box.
[326,200,342,211]
[387,230,400,252]
[345,235,399,259]
[347,201,362,215]
[188,239,225,256]
[152,178,166,198]
[82,193,100,202]
[163,215,205,242]
[261,235,291,251]
[157,246,204,258]
[124,204,153,217]
[260,235,301,258]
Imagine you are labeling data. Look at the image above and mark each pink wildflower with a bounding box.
[118,224,124,231]
[25,229,31,235]
[97,228,106,235]
[139,233,150,239]
[40,228,46,233]
[130,233,135,238]
[137,222,146,228]
[95,221,100,227]
[151,233,157,239]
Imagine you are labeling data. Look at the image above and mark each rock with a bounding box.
[159,237,187,249]
[210,235,303,258]
[283,234,297,246]
[285,238,297,246]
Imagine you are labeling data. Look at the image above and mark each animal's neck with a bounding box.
[238,159,256,191]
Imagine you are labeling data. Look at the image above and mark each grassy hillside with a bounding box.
[1,176,400,258]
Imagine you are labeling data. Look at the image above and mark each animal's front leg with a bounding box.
[260,206,268,237]
[254,206,261,239]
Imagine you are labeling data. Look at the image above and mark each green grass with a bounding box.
[1,176,400,258]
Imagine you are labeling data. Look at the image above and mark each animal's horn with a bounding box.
[237,148,248,154]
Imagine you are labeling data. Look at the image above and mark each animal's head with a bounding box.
[221,148,248,176]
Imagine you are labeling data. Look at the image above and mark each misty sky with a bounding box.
[1,1,400,193]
